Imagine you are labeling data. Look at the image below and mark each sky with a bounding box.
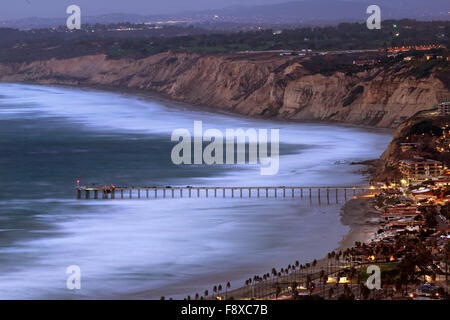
[1,0,445,21]
[0,0,298,20]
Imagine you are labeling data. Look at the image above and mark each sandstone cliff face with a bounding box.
[0,52,447,128]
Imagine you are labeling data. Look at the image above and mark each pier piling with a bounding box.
[75,185,378,203]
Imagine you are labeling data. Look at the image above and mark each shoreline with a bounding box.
[0,81,396,134]
[0,81,389,300]
[337,197,380,251]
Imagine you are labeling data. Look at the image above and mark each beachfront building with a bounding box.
[411,188,436,201]
[435,179,450,187]
[400,142,418,152]
[383,204,419,222]
[399,158,444,184]
[438,102,449,115]
[436,125,449,153]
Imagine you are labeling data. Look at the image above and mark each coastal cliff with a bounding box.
[0,52,447,128]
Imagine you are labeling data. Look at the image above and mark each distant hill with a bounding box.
[205,0,448,23]
[2,0,449,29]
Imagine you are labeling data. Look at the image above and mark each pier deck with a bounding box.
[76,185,380,202]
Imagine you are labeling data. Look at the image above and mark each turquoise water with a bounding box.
[0,83,392,299]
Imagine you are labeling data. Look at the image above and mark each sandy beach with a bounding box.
[338,197,380,250]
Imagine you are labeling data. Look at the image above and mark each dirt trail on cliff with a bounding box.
[0,52,447,128]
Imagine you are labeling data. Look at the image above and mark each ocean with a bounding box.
[0,83,392,299]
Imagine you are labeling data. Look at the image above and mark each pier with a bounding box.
[76,185,380,203]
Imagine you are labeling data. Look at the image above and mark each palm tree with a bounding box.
[357,274,362,300]
[244,279,250,297]
[213,285,217,298]
[335,252,340,271]
[330,251,336,274]
[322,272,328,296]
[328,287,334,300]
[204,290,209,299]
[300,265,304,284]
[306,274,311,289]
[271,268,277,288]
[445,242,450,289]
[361,284,370,300]
[309,281,316,296]
[225,282,231,300]
[195,293,199,300]
[271,268,277,284]
[253,277,258,299]
[275,286,281,299]
[218,284,222,298]
[291,281,299,300]
[327,252,331,274]
[319,270,325,294]
[305,263,310,280]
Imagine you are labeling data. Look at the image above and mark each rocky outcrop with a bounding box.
[0,52,447,128]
